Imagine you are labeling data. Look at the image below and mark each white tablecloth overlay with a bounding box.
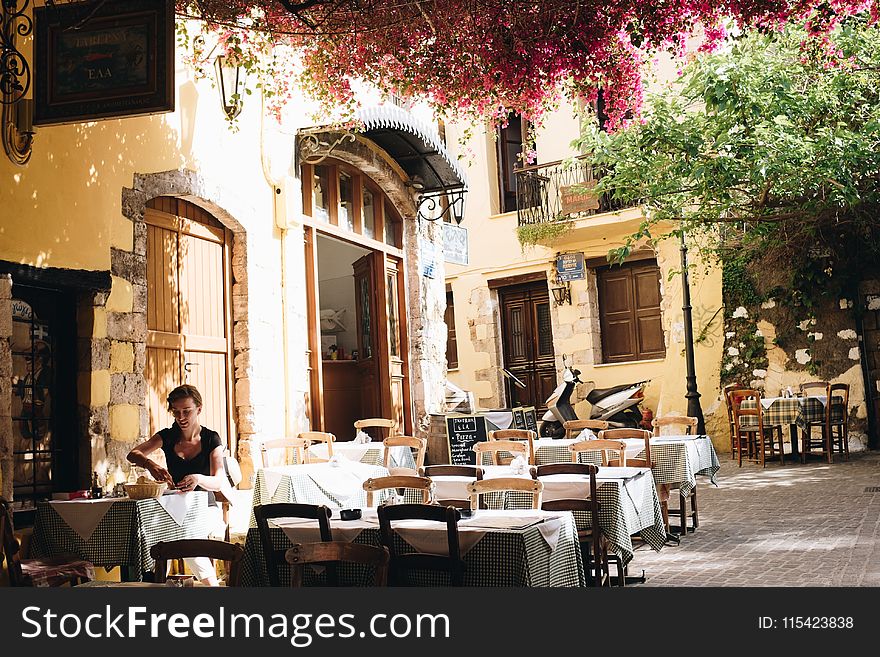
[48,499,117,541]
[261,460,383,503]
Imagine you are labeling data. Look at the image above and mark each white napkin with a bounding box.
[260,468,287,500]
[509,455,527,475]
[49,499,117,541]
[157,492,194,526]
[354,430,371,444]
[535,517,564,551]
[328,454,343,467]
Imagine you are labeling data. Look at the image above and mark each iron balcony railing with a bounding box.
[514,157,630,226]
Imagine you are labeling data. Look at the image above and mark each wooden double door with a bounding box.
[499,281,556,409]
[144,198,235,449]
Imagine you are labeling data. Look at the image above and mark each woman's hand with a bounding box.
[146,461,174,486]
[175,474,200,492]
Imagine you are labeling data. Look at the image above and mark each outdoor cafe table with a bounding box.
[250,460,390,522]
[484,435,721,498]
[433,464,666,565]
[740,396,846,457]
[30,491,213,581]
[239,507,585,587]
[306,441,416,469]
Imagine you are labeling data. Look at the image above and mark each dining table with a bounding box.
[740,395,846,457]
[306,441,416,469]
[30,491,214,581]
[431,464,667,565]
[238,507,585,587]
[250,459,390,524]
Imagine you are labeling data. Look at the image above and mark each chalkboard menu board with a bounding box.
[522,407,538,433]
[511,407,527,430]
[445,414,489,465]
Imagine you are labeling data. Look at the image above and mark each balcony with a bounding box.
[514,157,630,226]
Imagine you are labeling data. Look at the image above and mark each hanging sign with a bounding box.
[560,180,600,214]
[442,223,468,265]
[556,252,586,282]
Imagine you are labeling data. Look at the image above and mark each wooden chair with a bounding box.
[253,503,333,587]
[489,429,536,464]
[729,388,784,467]
[569,438,627,466]
[299,431,336,463]
[801,382,849,463]
[723,383,747,461]
[1,498,95,587]
[563,419,609,440]
[652,416,699,535]
[800,381,831,397]
[473,439,528,466]
[150,539,244,586]
[260,437,309,468]
[363,475,433,507]
[285,542,390,587]
[420,465,483,509]
[354,418,397,441]
[383,435,426,475]
[537,463,611,587]
[467,477,544,510]
[378,504,465,586]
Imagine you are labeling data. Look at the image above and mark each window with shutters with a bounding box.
[496,112,532,214]
[597,260,666,363]
[445,289,459,369]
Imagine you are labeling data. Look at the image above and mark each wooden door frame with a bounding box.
[304,226,325,431]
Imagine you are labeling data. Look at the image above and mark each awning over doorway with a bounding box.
[356,106,468,193]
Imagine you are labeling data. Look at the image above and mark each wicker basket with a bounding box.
[124,481,166,499]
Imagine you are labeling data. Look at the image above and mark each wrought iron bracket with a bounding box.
[2,0,33,165]
[298,132,357,165]
[416,185,467,224]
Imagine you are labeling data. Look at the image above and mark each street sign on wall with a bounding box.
[556,252,585,282]
[443,223,468,265]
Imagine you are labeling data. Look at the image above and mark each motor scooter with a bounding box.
[539,357,649,438]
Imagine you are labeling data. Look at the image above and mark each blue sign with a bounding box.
[556,252,585,282]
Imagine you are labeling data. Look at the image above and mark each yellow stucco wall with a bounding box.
[445,115,728,451]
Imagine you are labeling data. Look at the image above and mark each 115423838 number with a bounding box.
[781,617,854,629]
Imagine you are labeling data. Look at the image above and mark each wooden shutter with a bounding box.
[445,289,459,369]
[598,260,665,363]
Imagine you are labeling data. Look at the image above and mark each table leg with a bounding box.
[789,424,799,459]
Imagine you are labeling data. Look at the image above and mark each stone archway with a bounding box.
[113,170,256,483]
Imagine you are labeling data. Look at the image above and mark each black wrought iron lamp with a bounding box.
[415,185,467,225]
[550,281,571,306]
[214,54,247,119]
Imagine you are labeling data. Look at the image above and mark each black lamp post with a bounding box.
[680,230,706,434]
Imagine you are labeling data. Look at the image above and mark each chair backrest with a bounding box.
[420,465,484,479]
[383,435,426,471]
[285,542,390,587]
[253,503,333,587]
[829,383,850,422]
[467,477,544,510]
[150,539,244,586]
[0,498,25,586]
[472,439,528,466]
[378,503,465,586]
[489,429,536,464]
[652,415,698,436]
[569,438,627,466]
[562,419,609,440]
[298,431,335,461]
[260,437,309,468]
[354,418,397,441]
[723,383,746,423]
[599,428,652,468]
[728,388,764,434]
[363,475,433,507]
[800,381,830,397]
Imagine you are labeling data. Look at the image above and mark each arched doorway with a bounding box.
[143,197,236,450]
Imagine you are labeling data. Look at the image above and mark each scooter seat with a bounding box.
[586,383,641,403]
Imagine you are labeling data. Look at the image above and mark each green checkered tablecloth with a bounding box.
[238,513,585,587]
[250,462,390,526]
[492,436,720,498]
[30,493,213,579]
[740,397,846,429]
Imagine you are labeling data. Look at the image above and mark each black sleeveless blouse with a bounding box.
[158,424,222,484]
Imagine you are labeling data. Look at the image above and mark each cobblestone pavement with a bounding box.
[628,450,880,586]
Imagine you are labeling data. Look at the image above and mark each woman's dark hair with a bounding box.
[166,384,203,410]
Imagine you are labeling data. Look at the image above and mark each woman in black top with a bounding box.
[127,384,226,494]
[127,384,226,584]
